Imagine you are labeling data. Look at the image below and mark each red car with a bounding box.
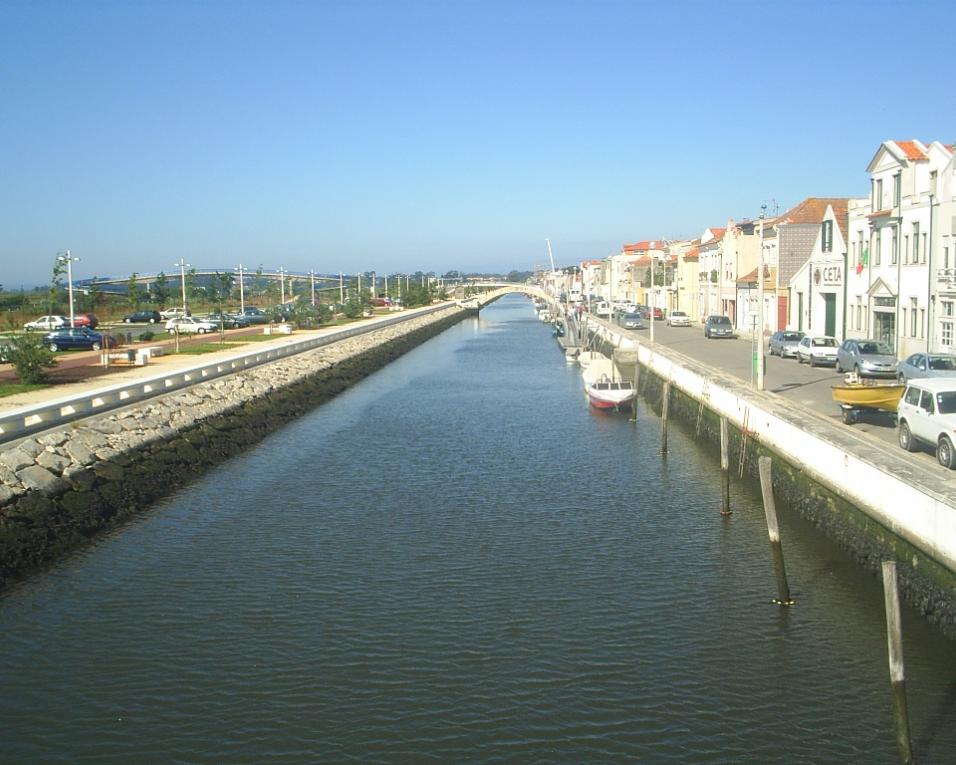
[642,307,664,321]
[71,313,99,329]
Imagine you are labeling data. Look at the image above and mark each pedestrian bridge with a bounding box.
[457,283,552,307]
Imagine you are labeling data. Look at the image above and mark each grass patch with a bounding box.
[174,343,241,355]
[0,382,51,398]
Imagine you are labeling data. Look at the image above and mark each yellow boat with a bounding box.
[831,381,904,424]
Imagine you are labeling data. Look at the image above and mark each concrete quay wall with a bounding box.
[589,321,956,638]
[0,306,467,590]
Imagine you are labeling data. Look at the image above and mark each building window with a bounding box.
[894,172,901,207]
[891,227,898,265]
[911,297,918,337]
[931,170,938,197]
[875,230,882,266]
[944,300,954,317]
[913,222,920,262]
[920,308,925,338]
[943,321,953,347]
[876,178,884,210]
[903,235,909,264]
[902,308,908,336]
[822,220,833,252]
[921,234,927,264]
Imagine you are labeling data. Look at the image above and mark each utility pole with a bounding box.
[174,257,190,314]
[57,250,80,327]
[757,205,767,391]
[339,272,344,303]
[278,266,287,303]
[236,263,246,313]
[309,270,316,306]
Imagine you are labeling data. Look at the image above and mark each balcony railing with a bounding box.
[937,268,956,290]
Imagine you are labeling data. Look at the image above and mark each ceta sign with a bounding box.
[814,264,842,287]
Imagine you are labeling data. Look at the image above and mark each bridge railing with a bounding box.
[0,303,455,443]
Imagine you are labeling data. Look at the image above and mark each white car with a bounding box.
[667,310,691,327]
[897,378,956,468]
[161,307,191,320]
[796,335,839,367]
[24,315,70,332]
[165,316,217,334]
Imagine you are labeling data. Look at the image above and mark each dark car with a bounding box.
[768,330,805,358]
[704,315,734,338]
[619,312,645,330]
[43,327,106,352]
[238,307,270,324]
[208,310,252,329]
[123,310,162,324]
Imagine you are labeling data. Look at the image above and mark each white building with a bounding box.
[787,201,850,338]
[845,139,954,357]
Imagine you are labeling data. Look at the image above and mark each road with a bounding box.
[626,321,920,462]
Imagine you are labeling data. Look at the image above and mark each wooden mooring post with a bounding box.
[758,457,794,606]
[881,561,914,765]
[719,417,731,515]
[660,382,670,454]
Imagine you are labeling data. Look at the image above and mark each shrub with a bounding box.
[140,330,155,342]
[7,333,57,383]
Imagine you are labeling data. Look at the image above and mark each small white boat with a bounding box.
[581,355,635,411]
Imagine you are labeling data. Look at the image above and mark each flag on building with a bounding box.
[856,246,868,275]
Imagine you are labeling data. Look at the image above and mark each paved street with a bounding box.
[625,321,923,463]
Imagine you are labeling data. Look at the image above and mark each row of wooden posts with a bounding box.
[641,369,915,764]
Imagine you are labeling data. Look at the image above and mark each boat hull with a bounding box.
[831,383,904,411]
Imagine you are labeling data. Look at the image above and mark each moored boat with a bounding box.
[831,379,905,424]
[581,355,635,411]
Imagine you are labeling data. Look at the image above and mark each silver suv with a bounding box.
[897,378,956,468]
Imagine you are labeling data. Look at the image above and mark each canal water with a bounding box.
[2,295,955,763]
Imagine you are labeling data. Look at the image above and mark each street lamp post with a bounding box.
[57,250,80,328]
[174,258,190,314]
[757,205,767,391]
[339,272,344,304]
[650,252,656,344]
[235,263,246,314]
[309,270,316,306]
[278,266,287,304]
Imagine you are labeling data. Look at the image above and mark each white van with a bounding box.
[897,378,956,468]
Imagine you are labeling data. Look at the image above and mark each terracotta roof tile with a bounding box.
[894,140,928,161]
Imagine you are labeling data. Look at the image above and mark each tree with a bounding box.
[152,272,172,308]
[6,333,57,383]
[48,257,66,316]
[126,273,147,310]
[185,268,204,303]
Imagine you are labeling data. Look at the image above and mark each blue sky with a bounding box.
[2,0,954,287]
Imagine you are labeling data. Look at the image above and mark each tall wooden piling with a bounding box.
[881,561,914,765]
[758,457,793,605]
[719,417,731,515]
[660,382,670,454]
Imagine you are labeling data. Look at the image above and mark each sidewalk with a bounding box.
[0,306,443,413]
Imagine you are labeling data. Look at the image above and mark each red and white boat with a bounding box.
[581,355,636,411]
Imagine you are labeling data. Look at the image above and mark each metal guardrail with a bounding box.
[0,304,455,443]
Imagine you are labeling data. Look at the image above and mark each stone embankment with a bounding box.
[0,306,466,589]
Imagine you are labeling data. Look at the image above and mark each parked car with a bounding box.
[666,310,691,327]
[71,313,99,329]
[24,315,69,332]
[160,307,192,320]
[835,339,897,377]
[796,335,839,366]
[238,307,270,324]
[642,307,664,321]
[207,310,251,329]
[619,312,645,330]
[43,327,106,352]
[897,378,956,468]
[896,352,956,384]
[768,330,805,358]
[123,310,162,324]
[165,316,217,334]
[703,315,734,338]
[594,302,611,317]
